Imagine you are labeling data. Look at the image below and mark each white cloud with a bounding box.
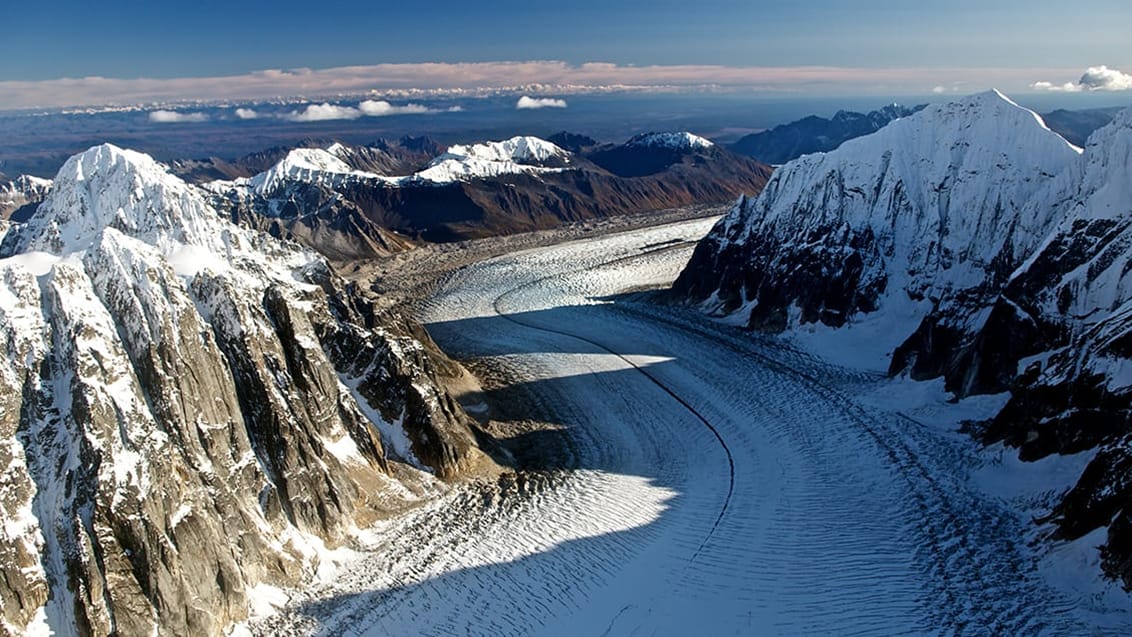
[1029,80,1081,93]
[234,107,258,119]
[1031,65,1132,92]
[358,99,433,116]
[286,99,462,121]
[517,96,568,109]
[286,102,362,122]
[148,109,208,123]
[1079,65,1132,91]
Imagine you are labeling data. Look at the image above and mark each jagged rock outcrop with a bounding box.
[0,175,52,221]
[0,144,487,636]
[964,108,1132,584]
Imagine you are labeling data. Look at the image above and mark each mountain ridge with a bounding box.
[0,143,492,635]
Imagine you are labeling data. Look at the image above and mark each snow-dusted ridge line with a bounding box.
[626,131,714,150]
[241,136,576,194]
[248,147,396,194]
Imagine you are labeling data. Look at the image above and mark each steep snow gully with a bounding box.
[253,217,1131,635]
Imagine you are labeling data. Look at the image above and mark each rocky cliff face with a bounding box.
[0,144,487,636]
[968,108,1132,584]
[0,175,52,221]
[675,91,1132,586]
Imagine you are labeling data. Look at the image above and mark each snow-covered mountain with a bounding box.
[239,136,574,197]
[625,131,714,151]
[412,136,572,184]
[247,147,397,194]
[0,144,488,635]
[674,90,1132,587]
[676,90,1078,357]
[205,135,772,257]
[967,108,1132,582]
[0,174,52,221]
[587,130,723,177]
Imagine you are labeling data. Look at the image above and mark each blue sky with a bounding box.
[2,0,1130,107]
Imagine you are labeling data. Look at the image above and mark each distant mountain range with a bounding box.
[675,90,1132,587]
[729,103,1122,165]
[729,104,926,164]
[201,132,772,259]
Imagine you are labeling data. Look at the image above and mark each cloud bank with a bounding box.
[234,107,258,119]
[0,61,1084,110]
[1031,65,1132,92]
[516,96,567,109]
[283,99,458,122]
[148,110,208,123]
[287,102,362,121]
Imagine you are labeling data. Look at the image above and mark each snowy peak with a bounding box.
[249,147,388,194]
[440,136,571,166]
[1,144,233,257]
[413,136,572,184]
[675,89,1082,362]
[625,132,714,151]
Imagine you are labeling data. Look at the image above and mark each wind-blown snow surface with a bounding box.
[248,218,1132,635]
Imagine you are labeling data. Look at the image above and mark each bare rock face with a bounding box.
[0,144,486,636]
